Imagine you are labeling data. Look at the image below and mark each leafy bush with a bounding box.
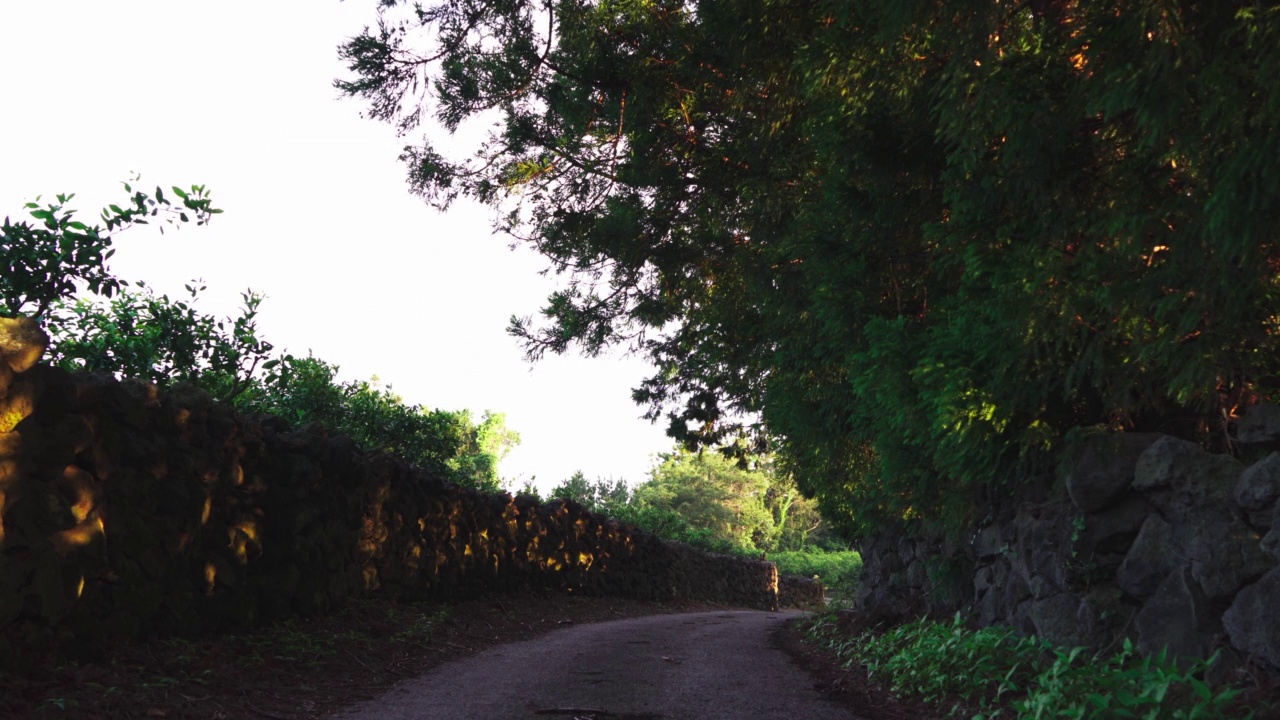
[50,282,272,402]
[806,614,1255,719]
[770,549,862,603]
[2,182,218,319]
[5,185,517,493]
[239,354,517,491]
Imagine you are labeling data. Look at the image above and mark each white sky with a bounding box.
[0,1,673,492]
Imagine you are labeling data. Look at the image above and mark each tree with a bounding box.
[2,181,219,320]
[450,411,522,491]
[340,2,1280,538]
[550,471,630,516]
[638,450,773,551]
[636,448,829,553]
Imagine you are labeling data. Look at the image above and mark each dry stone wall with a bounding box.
[855,416,1280,670]
[0,318,790,667]
[778,575,825,610]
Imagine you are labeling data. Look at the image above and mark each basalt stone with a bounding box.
[0,317,48,374]
[1180,501,1273,601]
[1002,566,1033,609]
[1118,514,1177,599]
[1134,436,1239,494]
[976,583,1004,627]
[1077,587,1133,648]
[1262,505,1280,561]
[1030,593,1084,647]
[906,559,926,589]
[974,563,996,594]
[1008,506,1071,598]
[1010,599,1038,636]
[972,524,1004,560]
[1134,437,1241,522]
[1134,565,1215,665]
[1223,567,1280,668]
[1078,495,1155,558]
[1236,452,1280,516]
[1068,433,1163,512]
[1239,403,1280,445]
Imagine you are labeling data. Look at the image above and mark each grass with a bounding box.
[806,612,1267,719]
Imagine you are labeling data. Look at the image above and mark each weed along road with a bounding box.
[330,610,861,720]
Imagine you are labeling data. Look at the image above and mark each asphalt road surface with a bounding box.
[331,609,862,720]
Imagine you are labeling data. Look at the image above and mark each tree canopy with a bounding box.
[339,1,1280,537]
[548,448,835,554]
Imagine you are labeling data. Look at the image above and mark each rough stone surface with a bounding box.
[1078,495,1154,558]
[1002,564,1032,610]
[975,560,1010,626]
[1117,514,1177,598]
[1134,436,1208,491]
[1263,505,1280,561]
[1135,438,1242,522]
[852,432,1280,670]
[1239,403,1280,445]
[1223,567,1280,669]
[1008,505,1070,600]
[1068,433,1162,512]
[1029,593,1083,647]
[1236,452,1280,512]
[1076,587,1132,648]
[972,524,1003,560]
[0,318,48,374]
[1134,566,1214,664]
[1179,501,1273,601]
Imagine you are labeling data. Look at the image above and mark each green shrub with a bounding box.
[770,549,861,604]
[806,613,1256,719]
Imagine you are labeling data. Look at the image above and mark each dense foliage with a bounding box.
[238,353,520,489]
[3,190,518,492]
[548,447,841,556]
[2,182,219,319]
[52,282,273,403]
[339,1,1280,537]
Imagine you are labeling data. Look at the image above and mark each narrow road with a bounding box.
[330,610,861,720]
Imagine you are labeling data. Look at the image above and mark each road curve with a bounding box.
[330,609,862,720]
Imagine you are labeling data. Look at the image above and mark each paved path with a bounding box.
[331,609,861,720]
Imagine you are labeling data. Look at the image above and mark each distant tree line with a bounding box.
[541,448,841,557]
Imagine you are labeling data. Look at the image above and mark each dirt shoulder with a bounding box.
[772,619,944,720]
[2,594,732,720]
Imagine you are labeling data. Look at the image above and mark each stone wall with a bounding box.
[0,319,789,666]
[778,574,825,610]
[855,419,1280,669]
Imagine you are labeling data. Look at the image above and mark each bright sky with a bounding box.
[0,1,673,492]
